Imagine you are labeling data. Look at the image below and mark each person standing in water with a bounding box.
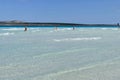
[24,27,27,31]
[55,26,58,30]
[73,26,75,30]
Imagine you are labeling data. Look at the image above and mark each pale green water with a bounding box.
[0,27,120,80]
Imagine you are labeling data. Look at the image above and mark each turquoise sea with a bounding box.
[0,26,120,80]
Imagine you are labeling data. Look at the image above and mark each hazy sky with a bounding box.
[0,0,120,23]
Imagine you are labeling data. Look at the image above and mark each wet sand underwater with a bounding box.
[0,28,120,80]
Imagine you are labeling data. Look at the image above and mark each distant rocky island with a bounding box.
[0,20,119,27]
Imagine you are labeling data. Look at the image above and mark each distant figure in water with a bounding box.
[117,23,119,26]
[24,27,27,31]
[55,26,58,31]
[73,27,75,30]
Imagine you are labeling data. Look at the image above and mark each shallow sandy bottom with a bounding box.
[0,28,120,80]
[33,58,120,80]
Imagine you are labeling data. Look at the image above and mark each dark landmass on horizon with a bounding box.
[0,20,119,27]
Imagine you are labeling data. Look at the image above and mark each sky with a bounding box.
[0,0,120,23]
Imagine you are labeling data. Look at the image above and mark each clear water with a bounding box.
[0,27,120,80]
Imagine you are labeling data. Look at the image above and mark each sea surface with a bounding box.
[0,27,120,80]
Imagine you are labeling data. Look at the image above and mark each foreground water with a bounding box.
[0,27,120,80]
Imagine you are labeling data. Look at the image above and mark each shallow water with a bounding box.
[0,27,120,80]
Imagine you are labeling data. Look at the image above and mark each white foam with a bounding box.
[0,32,14,36]
[53,37,101,42]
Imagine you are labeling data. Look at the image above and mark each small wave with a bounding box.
[2,28,24,31]
[56,28,73,31]
[0,32,14,36]
[101,28,108,30]
[111,28,118,30]
[31,30,41,32]
[101,28,118,30]
[53,37,101,42]
[49,31,54,33]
